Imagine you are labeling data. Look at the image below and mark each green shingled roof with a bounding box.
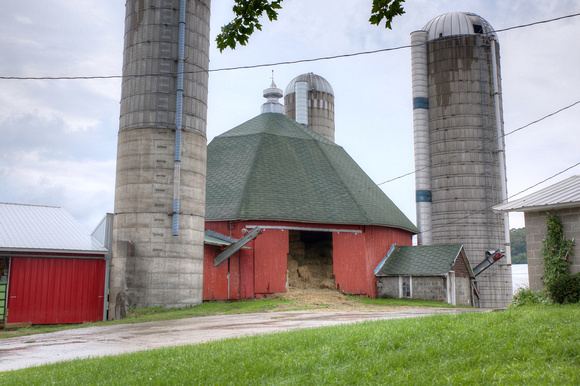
[375,244,469,276]
[206,113,418,233]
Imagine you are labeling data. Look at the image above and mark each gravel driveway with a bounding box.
[0,307,489,372]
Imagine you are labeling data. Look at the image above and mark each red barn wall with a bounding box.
[253,228,289,296]
[333,231,368,295]
[202,245,229,301]
[239,246,254,299]
[204,221,414,300]
[7,257,106,324]
[364,226,414,298]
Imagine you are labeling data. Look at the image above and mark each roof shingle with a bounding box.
[206,113,418,233]
[375,244,466,276]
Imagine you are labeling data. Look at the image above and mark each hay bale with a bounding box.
[297,266,312,282]
[320,278,336,290]
[287,257,299,288]
[287,258,299,272]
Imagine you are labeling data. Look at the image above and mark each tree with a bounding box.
[510,227,527,264]
[216,0,406,52]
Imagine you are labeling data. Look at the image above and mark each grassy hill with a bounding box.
[2,303,578,384]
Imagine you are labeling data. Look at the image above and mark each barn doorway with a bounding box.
[0,257,9,325]
[287,230,335,291]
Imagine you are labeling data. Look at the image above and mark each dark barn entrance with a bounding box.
[287,230,334,290]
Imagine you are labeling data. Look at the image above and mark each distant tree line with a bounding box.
[510,228,527,264]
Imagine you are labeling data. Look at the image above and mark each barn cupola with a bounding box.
[260,74,284,114]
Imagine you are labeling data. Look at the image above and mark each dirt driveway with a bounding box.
[0,292,488,372]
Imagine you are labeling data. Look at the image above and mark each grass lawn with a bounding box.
[1,304,579,384]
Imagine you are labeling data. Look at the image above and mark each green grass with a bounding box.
[2,304,579,384]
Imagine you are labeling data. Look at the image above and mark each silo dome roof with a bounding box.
[423,12,495,41]
[284,72,334,96]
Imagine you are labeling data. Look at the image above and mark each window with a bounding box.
[400,276,412,298]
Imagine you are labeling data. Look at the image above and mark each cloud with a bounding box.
[1,0,579,233]
[0,112,117,230]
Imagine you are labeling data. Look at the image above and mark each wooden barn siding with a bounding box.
[239,246,254,299]
[333,232,368,295]
[451,254,471,278]
[204,222,230,301]
[252,228,288,296]
[334,226,414,298]
[205,221,291,299]
[204,221,414,300]
[364,226,414,297]
[8,257,105,324]
[202,245,229,301]
[204,221,245,301]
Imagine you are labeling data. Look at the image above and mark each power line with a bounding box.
[2,9,579,232]
[250,99,579,222]
[1,12,579,81]
[494,12,580,33]
[375,98,580,187]
[210,12,580,74]
[508,162,580,200]
[415,162,580,236]
[504,100,580,138]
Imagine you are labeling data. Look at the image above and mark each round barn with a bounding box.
[203,76,418,300]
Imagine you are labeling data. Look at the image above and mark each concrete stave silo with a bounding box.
[284,73,335,142]
[411,12,512,308]
[110,0,211,317]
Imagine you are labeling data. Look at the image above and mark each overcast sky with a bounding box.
[1,0,579,232]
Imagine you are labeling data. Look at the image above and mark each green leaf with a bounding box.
[216,0,284,52]
[217,0,405,51]
[368,0,406,29]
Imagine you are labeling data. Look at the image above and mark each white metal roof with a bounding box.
[0,203,106,253]
[423,12,495,41]
[494,175,580,212]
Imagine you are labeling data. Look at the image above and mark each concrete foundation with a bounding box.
[110,0,211,316]
[377,275,472,306]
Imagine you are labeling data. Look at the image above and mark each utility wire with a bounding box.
[374,99,580,187]
[414,161,580,236]
[1,12,579,81]
[2,10,579,231]
[504,100,580,138]
[250,100,579,222]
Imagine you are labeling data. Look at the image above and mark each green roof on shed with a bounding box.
[375,244,470,276]
[206,113,418,233]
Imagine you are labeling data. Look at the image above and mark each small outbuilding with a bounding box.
[374,244,476,306]
[494,175,580,291]
[0,203,108,326]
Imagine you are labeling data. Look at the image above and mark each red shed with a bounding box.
[0,203,108,326]
[204,110,418,300]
